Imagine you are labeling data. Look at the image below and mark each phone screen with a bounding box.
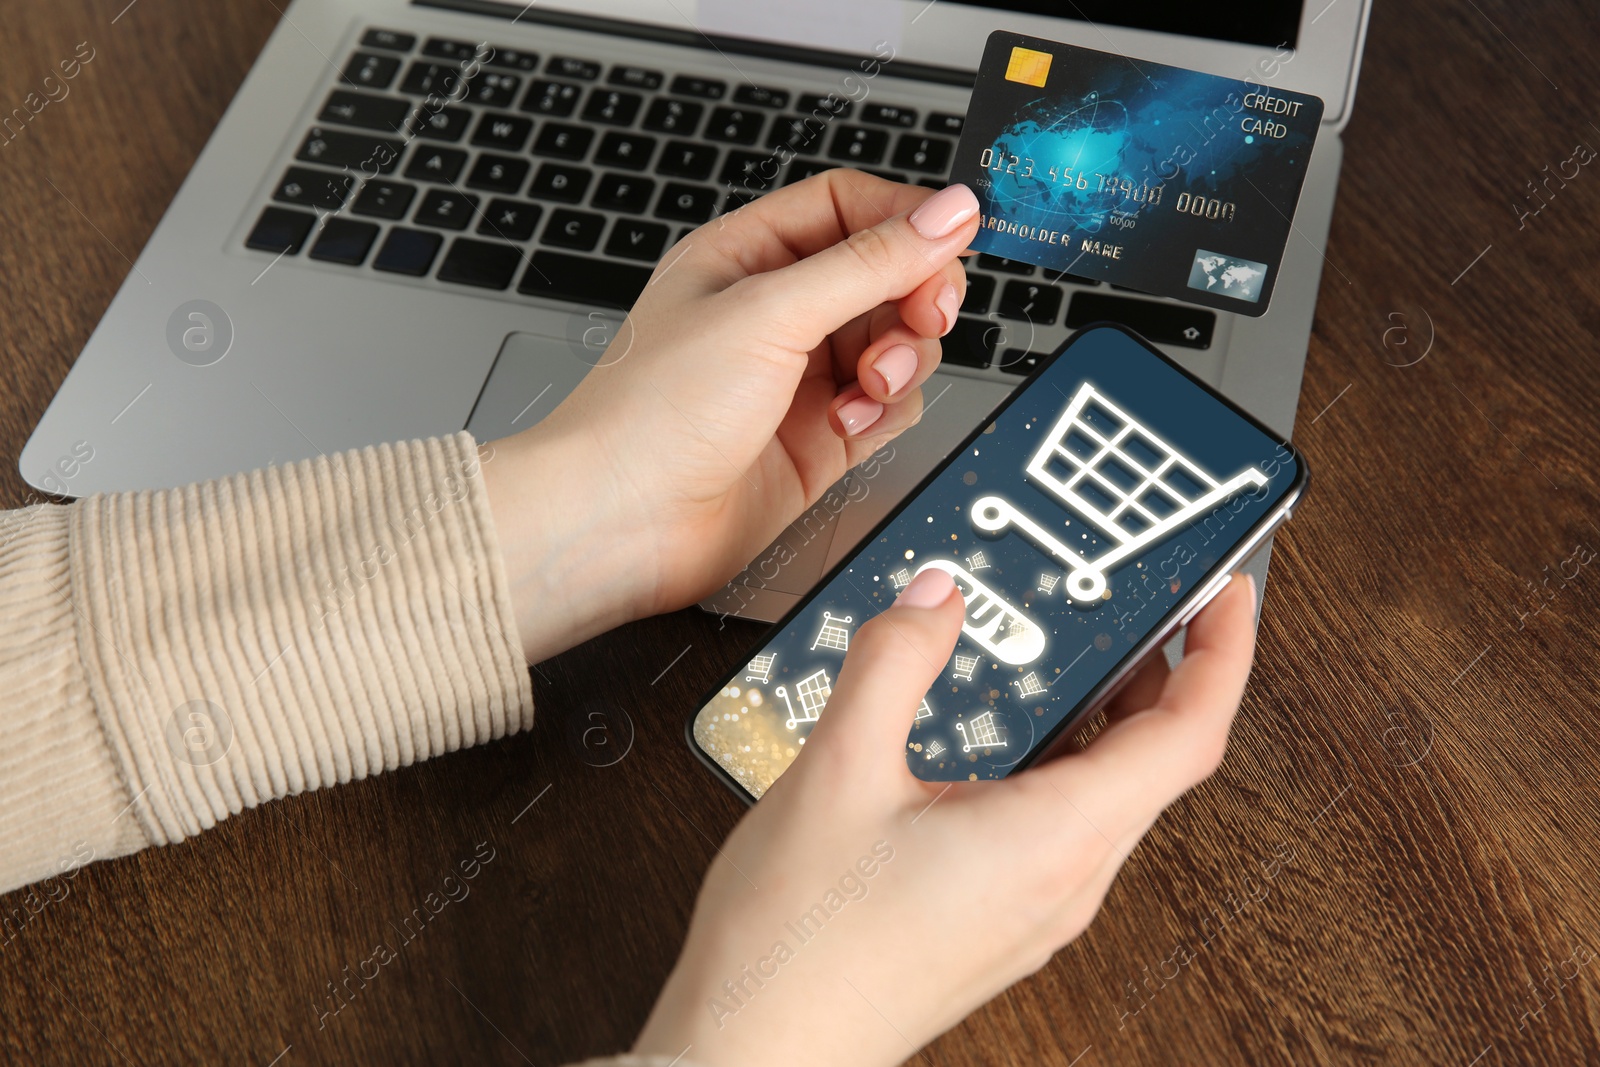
[690,324,1304,800]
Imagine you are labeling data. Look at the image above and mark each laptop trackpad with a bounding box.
[464,329,598,441]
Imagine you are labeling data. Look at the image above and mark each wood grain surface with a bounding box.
[2,2,1598,1064]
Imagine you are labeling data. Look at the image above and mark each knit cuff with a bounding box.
[67,433,534,847]
[0,505,145,897]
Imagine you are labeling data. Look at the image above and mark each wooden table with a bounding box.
[3,2,1597,1063]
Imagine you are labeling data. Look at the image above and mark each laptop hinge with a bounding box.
[411,0,975,87]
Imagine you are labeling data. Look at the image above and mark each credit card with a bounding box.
[951,31,1324,316]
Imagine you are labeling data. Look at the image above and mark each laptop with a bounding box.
[20,0,1369,624]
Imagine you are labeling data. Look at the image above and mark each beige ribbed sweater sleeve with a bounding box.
[0,432,533,896]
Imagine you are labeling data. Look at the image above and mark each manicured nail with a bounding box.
[897,567,956,608]
[934,283,961,335]
[836,395,885,436]
[908,184,980,240]
[871,343,919,397]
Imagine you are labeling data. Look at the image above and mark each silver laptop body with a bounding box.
[21,0,1370,623]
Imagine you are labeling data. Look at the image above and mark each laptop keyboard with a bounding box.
[244,27,1217,374]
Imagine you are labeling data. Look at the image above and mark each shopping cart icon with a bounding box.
[972,381,1268,603]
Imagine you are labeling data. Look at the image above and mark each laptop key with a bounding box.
[769,115,826,155]
[669,75,726,100]
[797,93,851,119]
[518,250,653,308]
[655,182,718,223]
[642,98,702,135]
[273,166,353,210]
[610,65,664,91]
[720,150,781,191]
[891,134,952,174]
[605,219,670,261]
[941,316,1007,368]
[961,273,996,314]
[467,71,522,109]
[309,218,380,265]
[861,103,916,128]
[415,189,481,230]
[297,127,402,173]
[521,79,582,117]
[542,209,606,251]
[1064,292,1216,349]
[657,141,717,181]
[342,53,400,91]
[438,238,523,290]
[400,62,469,100]
[409,105,472,141]
[828,126,889,164]
[531,122,594,160]
[997,280,1064,325]
[351,179,417,219]
[471,112,532,151]
[486,49,540,72]
[245,207,315,254]
[361,29,415,53]
[582,89,643,127]
[926,111,964,135]
[706,107,765,144]
[320,90,410,133]
[477,198,542,242]
[592,173,655,214]
[422,38,482,62]
[403,145,468,183]
[733,85,790,109]
[528,163,593,203]
[595,131,657,170]
[978,253,1034,276]
[549,56,601,81]
[373,227,443,275]
[996,349,1045,375]
[467,153,532,194]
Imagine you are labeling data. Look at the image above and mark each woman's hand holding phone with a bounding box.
[632,566,1257,1066]
[483,172,980,665]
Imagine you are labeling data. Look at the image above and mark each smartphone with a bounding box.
[687,323,1307,802]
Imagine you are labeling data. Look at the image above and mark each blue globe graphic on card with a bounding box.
[984,93,1134,233]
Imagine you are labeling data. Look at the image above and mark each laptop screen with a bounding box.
[937,1,1302,49]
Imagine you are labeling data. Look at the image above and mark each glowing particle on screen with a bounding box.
[950,534,958,540]
[962,471,977,485]
[728,686,740,698]
[749,691,763,706]
[873,575,879,582]
[798,737,805,744]
[1094,633,1113,651]
[904,549,915,559]
[786,747,795,757]
[926,516,933,523]
[969,773,979,780]
[1245,134,1254,144]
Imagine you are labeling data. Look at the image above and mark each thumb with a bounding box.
[729,183,981,351]
[801,567,965,785]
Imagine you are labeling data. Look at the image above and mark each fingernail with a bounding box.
[1244,572,1258,604]
[908,184,980,240]
[871,343,919,397]
[897,567,956,608]
[934,283,961,335]
[836,395,885,436]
